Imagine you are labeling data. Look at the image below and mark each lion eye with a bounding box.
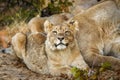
[65,31,71,36]
[52,31,57,35]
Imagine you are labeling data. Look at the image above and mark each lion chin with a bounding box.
[45,40,68,50]
[55,44,67,50]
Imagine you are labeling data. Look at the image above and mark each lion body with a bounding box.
[73,0,120,68]
[12,20,88,76]
[28,13,72,33]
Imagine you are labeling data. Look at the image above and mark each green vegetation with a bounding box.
[71,62,112,80]
[48,0,72,14]
[0,0,72,27]
[0,0,44,26]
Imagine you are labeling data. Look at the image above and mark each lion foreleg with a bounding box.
[11,33,26,59]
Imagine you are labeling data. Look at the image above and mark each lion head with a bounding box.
[44,20,79,50]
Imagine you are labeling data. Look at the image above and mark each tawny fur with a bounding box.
[70,0,99,15]
[28,13,72,33]
[12,32,49,74]
[12,20,89,76]
[44,20,88,76]
[12,13,74,76]
[72,0,120,69]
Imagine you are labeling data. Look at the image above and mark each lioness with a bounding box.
[28,13,72,33]
[72,0,120,69]
[11,20,89,76]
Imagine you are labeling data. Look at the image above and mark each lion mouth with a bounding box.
[54,43,68,47]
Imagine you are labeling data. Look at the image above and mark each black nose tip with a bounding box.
[58,37,64,41]
[97,0,101,2]
[2,49,5,53]
[0,49,5,53]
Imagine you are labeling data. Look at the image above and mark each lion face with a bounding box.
[44,20,79,50]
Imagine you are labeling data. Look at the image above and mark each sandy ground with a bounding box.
[0,53,70,80]
[0,53,120,80]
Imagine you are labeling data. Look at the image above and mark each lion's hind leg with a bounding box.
[12,33,26,59]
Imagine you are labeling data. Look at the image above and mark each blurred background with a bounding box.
[0,0,73,27]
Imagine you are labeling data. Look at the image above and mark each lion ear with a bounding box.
[68,20,79,31]
[44,20,53,33]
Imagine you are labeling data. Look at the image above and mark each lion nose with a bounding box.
[58,37,64,41]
